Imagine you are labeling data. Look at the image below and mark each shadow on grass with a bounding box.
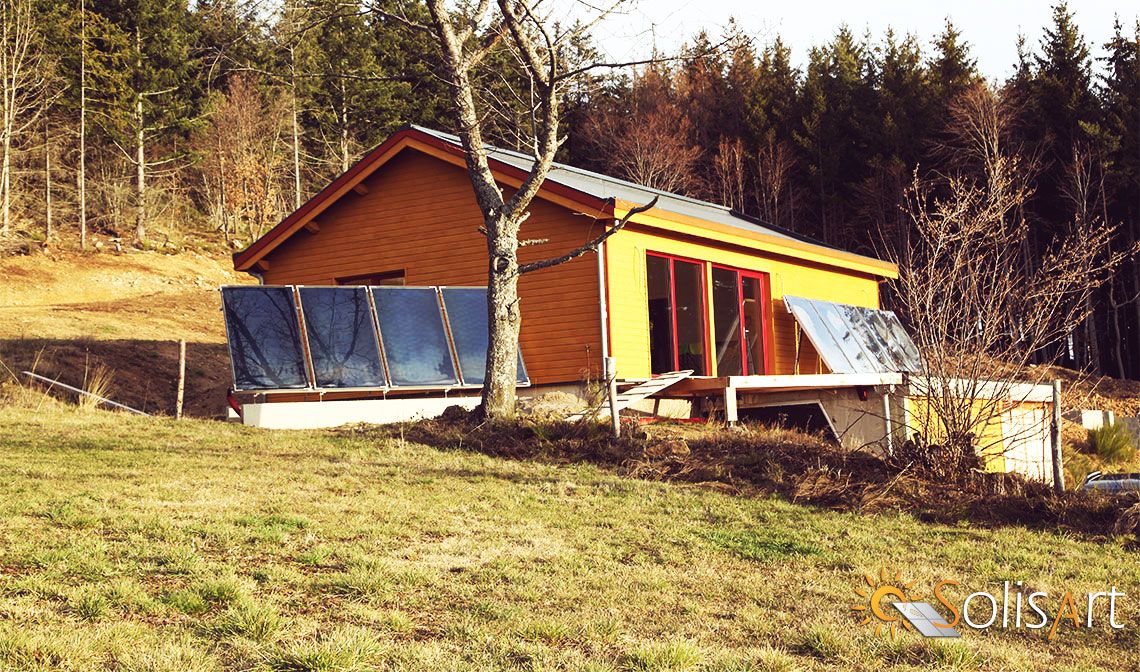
[0,338,231,417]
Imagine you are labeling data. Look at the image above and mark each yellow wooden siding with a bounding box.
[605,224,883,379]
[904,396,1008,473]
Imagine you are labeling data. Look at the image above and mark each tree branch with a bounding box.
[519,196,657,274]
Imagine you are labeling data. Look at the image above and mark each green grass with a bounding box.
[0,398,1138,670]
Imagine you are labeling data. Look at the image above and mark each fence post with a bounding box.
[605,356,619,438]
[176,339,187,420]
[1051,379,1064,492]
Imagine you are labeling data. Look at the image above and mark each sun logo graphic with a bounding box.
[851,568,961,639]
[851,568,921,638]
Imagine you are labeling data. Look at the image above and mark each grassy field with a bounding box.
[0,396,1138,671]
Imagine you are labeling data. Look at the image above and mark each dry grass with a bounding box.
[0,249,248,342]
[382,410,1132,540]
[77,359,116,410]
[1,394,1139,670]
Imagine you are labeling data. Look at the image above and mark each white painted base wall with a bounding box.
[240,395,481,429]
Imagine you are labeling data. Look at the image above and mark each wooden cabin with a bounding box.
[229,126,1059,482]
[233,125,897,389]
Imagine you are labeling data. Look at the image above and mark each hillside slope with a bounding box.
[0,251,250,417]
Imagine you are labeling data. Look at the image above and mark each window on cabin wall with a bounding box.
[645,253,707,375]
[712,268,743,375]
[741,275,768,374]
[336,270,406,286]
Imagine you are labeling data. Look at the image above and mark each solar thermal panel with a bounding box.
[221,286,310,390]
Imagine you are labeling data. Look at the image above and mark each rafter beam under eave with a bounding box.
[305,220,321,234]
[353,183,369,195]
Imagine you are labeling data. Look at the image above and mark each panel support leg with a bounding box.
[724,383,738,426]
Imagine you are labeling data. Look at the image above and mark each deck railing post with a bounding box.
[724,381,738,426]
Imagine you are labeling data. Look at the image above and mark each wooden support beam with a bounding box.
[304,220,321,234]
[724,383,738,425]
[352,183,369,195]
[254,259,270,271]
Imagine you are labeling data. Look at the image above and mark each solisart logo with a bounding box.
[852,568,1126,640]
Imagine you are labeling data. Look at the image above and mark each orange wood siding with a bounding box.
[259,150,603,385]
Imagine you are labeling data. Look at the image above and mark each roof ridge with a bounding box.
[409,124,736,214]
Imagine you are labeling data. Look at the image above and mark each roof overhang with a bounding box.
[613,201,898,279]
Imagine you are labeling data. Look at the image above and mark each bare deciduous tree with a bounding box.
[754,136,794,227]
[583,73,701,194]
[196,75,289,243]
[711,135,745,211]
[892,148,1126,479]
[0,0,55,235]
[385,0,661,419]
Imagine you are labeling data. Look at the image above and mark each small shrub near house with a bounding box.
[1088,423,1137,465]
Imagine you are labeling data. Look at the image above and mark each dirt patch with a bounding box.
[1,338,232,418]
[352,412,1133,542]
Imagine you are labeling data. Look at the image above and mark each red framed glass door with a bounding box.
[711,265,771,376]
[646,253,708,375]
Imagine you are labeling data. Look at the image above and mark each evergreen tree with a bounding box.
[1099,19,1140,376]
[1031,2,1100,233]
[747,38,798,148]
[794,26,877,249]
[863,30,932,243]
[928,18,980,110]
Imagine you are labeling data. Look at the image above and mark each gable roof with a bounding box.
[412,126,824,248]
[233,125,896,277]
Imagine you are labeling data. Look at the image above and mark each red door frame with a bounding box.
[711,263,773,376]
[646,251,710,375]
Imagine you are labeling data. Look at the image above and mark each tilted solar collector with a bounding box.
[220,285,531,392]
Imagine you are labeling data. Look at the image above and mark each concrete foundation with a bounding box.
[240,395,481,429]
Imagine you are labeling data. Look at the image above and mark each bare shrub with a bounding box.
[79,360,114,409]
[889,83,1129,479]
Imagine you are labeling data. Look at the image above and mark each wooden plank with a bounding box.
[671,373,901,395]
[566,370,693,421]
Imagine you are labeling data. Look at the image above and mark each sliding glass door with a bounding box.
[711,266,770,376]
[646,253,707,375]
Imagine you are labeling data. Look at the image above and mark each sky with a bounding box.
[583,0,1139,80]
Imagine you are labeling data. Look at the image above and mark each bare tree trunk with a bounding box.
[1,132,9,235]
[290,51,301,209]
[485,217,523,414]
[1084,295,1100,373]
[44,120,51,238]
[133,29,146,244]
[78,0,87,249]
[338,80,349,173]
[1110,281,1127,378]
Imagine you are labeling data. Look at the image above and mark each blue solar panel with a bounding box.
[372,287,459,387]
[221,286,310,390]
[298,287,387,388]
[440,287,529,386]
